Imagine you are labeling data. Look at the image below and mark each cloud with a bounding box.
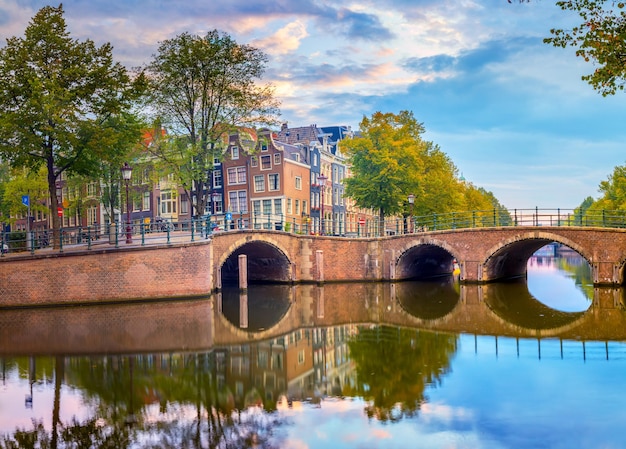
[253,20,309,55]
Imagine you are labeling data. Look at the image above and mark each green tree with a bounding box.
[343,111,426,230]
[0,5,144,247]
[144,30,280,219]
[544,1,626,95]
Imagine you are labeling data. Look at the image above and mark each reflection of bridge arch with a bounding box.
[482,231,591,282]
[217,236,294,285]
[395,238,458,280]
[218,286,294,335]
[394,280,461,321]
[480,282,589,337]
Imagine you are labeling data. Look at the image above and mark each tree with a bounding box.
[144,30,280,219]
[343,111,425,230]
[0,5,144,247]
[544,1,626,95]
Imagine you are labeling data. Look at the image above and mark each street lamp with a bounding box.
[407,193,415,234]
[121,162,133,244]
[318,173,328,235]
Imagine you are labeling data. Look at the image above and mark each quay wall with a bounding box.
[0,242,213,308]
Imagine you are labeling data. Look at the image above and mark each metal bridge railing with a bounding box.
[2,208,625,257]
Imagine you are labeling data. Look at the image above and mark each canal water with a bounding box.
[1,248,625,448]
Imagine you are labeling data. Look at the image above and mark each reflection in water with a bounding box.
[527,253,593,312]
[395,279,460,320]
[2,261,626,448]
[220,285,293,331]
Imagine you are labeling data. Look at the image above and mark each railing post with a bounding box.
[87,226,92,250]
[115,221,119,248]
[191,218,195,242]
[59,227,64,253]
[514,209,518,226]
[167,224,171,244]
[557,208,561,226]
[433,213,438,231]
[493,208,497,227]
[141,222,146,246]
[534,207,538,226]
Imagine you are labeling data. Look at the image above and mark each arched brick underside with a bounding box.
[483,236,589,282]
[221,241,292,285]
[396,244,456,280]
[395,279,460,320]
[483,279,587,330]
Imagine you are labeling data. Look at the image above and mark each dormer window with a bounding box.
[231,146,239,160]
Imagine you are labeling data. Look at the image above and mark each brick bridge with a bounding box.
[214,226,626,287]
[2,226,626,306]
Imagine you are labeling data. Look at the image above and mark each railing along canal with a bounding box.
[2,208,626,257]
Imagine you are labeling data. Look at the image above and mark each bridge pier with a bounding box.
[239,254,248,290]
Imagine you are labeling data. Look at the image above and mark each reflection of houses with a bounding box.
[217,329,314,408]
[215,324,358,409]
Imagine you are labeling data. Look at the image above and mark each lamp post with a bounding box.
[318,174,328,235]
[408,193,415,234]
[121,162,133,244]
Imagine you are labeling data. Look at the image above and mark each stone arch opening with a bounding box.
[220,241,292,286]
[483,236,590,283]
[396,244,457,281]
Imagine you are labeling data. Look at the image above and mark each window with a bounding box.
[181,194,189,214]
[274,153,281,165]
[295,176,302,190]
[231,146,239,159]
[213,170,222,188]
[261,143,268,152]
[251,156,258,167]
[87,182,97,196]
[302,200,307,214]
[228,190,248,213]
[227,166,246,185]
[287,198,292,214]
[274,199,282,215]
[160,191,177,214]
[252,200,261,215]
[212,193,223,214]
[143,192,151,210]
[260,155,271,170]
[262,200,272,215]
[295,200,300,215]
[254,175,265,192]
[268,173,279,191]
[87,205,98,226]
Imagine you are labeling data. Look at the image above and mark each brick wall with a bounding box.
[0,242,213,307]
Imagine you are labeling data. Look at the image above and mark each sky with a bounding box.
[2,0,626,210]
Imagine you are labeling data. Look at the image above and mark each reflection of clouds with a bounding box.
[0,369,89,434]
[421,401,474,423]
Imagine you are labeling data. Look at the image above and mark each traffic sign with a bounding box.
[21,195,29,207]
[358,217,366,226]
[225,212,232,221]
[57,206,63,217]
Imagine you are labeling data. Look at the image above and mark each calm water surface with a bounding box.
[2,251,626,448]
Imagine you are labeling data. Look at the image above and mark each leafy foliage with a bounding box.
[144,30,280,218]
[343,110,508,229]
[0,5,144,242]
[544,0,626,95]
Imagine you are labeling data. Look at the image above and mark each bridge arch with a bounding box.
[395,239,458,281]
[481,231,591,282]
[217,236,293,286]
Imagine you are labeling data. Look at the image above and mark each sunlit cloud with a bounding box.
[253,20,309,55]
